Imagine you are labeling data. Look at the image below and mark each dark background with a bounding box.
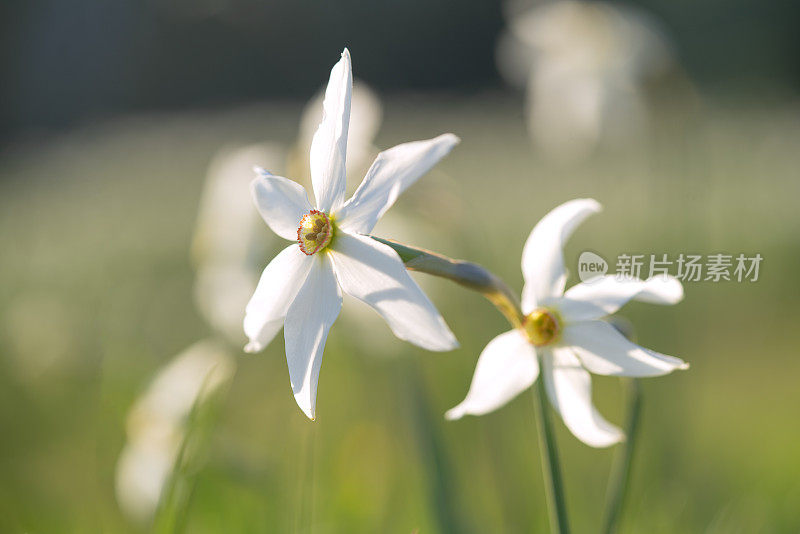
[2,0,798,140]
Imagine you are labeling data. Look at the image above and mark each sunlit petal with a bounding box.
[446,330,538,419]
[543,347,624,447]
[284,254,342,419]
[310,48,352,212]
[558,274,684,321]
[330,232,457,351]
[563,320,688,376]
[336,133,460,234]
[243,245,313,353]
[251,169,313,241]
[521,198,601,312]
[297,81,383,181]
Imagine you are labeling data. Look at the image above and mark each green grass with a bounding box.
[1,96,799,533]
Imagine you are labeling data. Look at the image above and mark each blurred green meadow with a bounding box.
[1,96,800,533]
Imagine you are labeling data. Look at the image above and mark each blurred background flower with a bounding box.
[497,0,696,160]
[192,142,286,343]
[115,340,235,523]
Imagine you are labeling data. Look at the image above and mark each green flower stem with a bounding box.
[533,369,571,534]
[370,236,524,328]
[373,235,570,534]
[601,378,642,534]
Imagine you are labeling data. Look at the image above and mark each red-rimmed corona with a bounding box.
[297,210,333,255]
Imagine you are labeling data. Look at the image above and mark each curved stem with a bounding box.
[370,236,524,328]
[601,378,642,534]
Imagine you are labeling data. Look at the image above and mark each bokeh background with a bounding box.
[2,0,799,532]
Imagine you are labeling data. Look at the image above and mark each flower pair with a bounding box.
[245,49,688,445]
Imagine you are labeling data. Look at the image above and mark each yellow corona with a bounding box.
[522,308,561,347]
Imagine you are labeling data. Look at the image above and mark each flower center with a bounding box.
[522,308,561,347]
[297,210,333,255]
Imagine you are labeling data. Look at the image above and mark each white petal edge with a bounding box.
[329,232,457,351]
[558,275,684,322]
[562,320,689,376]
[446,330,538,420]
[298,82,383,178]
[243,244,313,353]
[310,48,352,213]
[336,133,460,234]
[284,253,342,420]
[251,169,313,241]
[521,198,602,313]
[542,347,624,448]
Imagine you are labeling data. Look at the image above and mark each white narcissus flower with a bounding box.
[446,199,688,447]
[244,49,459,419]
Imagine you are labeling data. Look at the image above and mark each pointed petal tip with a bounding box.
[562,197,602,215]
[609,432,626,447]
[243,341,262,354]
[422,331,459,352]
[439,132,461,145]
[646,274,685,304]
[296,396,316,420]
[398,331,458,352]
[679,361,690,370]
[341,47,351,59]
[584,198,602,212]
[432,333,459,352]
[444,407,464,421]
[587,428,625,448]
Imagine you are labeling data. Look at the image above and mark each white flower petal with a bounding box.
[521,199,601,313]
[243,245,313,353]
[329,232,457,351]
[336,133,460,234]
[543,347,624,448]
[284,254,342,419]
[310,48,352,212]
[446,330,538,419]
[298,81,383,180]
[251,170,313,241]
[558,275,684,322]
[563,320,689,376]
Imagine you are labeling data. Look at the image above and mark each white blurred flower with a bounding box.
[497,0,677,160]
[192,143,287,342]
[244,49,459,419]
[447,199,688,447]
[115,340,235,523]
